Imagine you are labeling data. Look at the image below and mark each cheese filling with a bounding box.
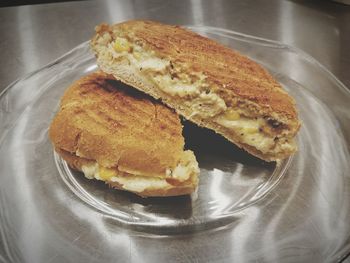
[214,116,274,153]
[81,158,197,193]
[101,37,293,155]
[214,112,295,154]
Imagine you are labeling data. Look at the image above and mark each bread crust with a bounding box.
[49,72,185,177]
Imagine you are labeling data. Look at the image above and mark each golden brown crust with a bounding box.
[92,20,298,120]
[55,147,96,170]
[49,71,185,177]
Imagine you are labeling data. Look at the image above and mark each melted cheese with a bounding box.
[215,116,274,153]
[153,75,200,98]
[81,163,172,193]
[80,159,196,193]
[81,163,99,179]
[136,57,169,71]
[109,176,170,193]
[171,162,192,182]
[216,117,260,132]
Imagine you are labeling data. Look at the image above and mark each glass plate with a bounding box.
[1,26,349,263]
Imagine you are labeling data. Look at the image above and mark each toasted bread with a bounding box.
[49,72,199,197]
[91,20,301,161]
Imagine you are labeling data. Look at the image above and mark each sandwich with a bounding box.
[49,71,199,197]
[91,20,301,161]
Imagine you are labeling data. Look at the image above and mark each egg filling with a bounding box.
[80,153,199,194]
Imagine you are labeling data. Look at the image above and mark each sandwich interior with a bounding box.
[57,148,199,197]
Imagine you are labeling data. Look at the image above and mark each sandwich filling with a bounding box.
[79,150,199,194]
[94,35,297,158]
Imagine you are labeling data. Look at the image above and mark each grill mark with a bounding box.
[54,72,185,172]
[111,21,298,119]
[133,26,271,81]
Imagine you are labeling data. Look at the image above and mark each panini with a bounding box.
[49,72,199,197]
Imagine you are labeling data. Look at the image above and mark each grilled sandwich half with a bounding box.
[91,20,301,161]
[49,72,199,197]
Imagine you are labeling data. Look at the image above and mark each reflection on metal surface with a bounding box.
[190,0,205,25]
[279,1,340,83]
[0,26,350,262]
[231,207,260,262]
[105,0,133,22]
[16,6,40,73]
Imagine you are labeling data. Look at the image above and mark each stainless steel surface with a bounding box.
[1,1,350,263]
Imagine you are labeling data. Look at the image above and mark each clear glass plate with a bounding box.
[1,26,349,263]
